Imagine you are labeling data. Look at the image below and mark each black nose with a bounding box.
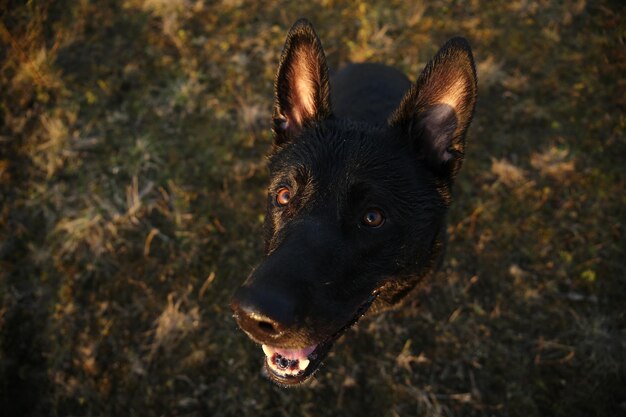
[230,285,296,343]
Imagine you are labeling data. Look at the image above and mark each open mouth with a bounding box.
[259,293,378,386]
[261,332,345,386]
[261,343,324,385]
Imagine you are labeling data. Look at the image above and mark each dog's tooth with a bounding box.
[262,345,273,357]
[299,359,310,370]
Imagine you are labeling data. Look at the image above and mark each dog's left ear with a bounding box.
[389,37,477,179]
[273,19,331,145]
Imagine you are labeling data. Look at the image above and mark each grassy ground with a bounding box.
[1,1,624,416]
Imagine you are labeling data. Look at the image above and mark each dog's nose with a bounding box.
[232,302,285,339]
[230,286,296,341]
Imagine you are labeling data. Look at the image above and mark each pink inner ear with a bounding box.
[288,47,319,126]
[437,77,467,111]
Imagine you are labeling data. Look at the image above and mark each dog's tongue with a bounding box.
[262,344,316,376]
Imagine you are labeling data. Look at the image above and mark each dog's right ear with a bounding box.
[273,19,331,145]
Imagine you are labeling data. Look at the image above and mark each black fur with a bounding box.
[231,18,477,386]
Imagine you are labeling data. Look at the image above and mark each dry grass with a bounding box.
[1,1,625,416]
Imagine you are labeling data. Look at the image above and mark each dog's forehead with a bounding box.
[269,123,412,184]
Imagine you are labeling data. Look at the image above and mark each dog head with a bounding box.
[231,19,477,386]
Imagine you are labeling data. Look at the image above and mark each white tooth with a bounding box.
[299,359,310,370]
[262,345,273,357]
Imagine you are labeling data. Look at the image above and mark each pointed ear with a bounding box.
[273,19,332,145]
[389,37,477,179]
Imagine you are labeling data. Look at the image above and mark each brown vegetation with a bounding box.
[1,1,624,416]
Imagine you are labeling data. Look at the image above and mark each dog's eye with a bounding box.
[361,208,385,227]
[276,187,291,206]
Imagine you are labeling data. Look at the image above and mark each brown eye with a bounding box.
[276,187,291,206]
[362,208,385,227]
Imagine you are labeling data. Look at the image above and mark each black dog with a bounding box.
[231,18,477,386]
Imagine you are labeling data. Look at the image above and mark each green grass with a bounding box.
[1,1,624,416]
